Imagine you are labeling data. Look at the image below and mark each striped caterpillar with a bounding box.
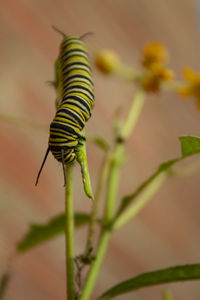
[36,27,94,186]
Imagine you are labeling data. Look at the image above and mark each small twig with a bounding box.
[74,256,85,299]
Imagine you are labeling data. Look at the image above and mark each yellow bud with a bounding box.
[95,50,120,74]
[141,65,174,93]
[142,42,169,70]
[159,68,174,81]
[183,67,200,83]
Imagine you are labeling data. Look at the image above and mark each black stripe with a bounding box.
[50,128,76,137]
[63,84,94,98]
[63,74,93,86]
[63,95,91,113]
[50,146,76,152]
[62,39,83,48]
[62,48,88,58]
[63,67,91,76]
[49,141,76,148]
[62,61,91,73]
[62,53,88,63]
[64,89,94,102]
[63,78,93,89]
[50,121,80,136]
[63,37,82,43]
[57,108,85,127]
[54,117,81,130]
[49,134,75,140]
[62,101,91,119]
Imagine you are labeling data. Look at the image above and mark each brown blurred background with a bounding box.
[0,0,200,299]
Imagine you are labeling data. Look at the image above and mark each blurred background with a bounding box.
[0,0,200,299]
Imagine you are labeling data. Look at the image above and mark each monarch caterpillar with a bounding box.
[35,27,94,186]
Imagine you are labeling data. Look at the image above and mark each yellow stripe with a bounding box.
[49,131,76,139]
[66,81,94,92]
[54,118,82,130]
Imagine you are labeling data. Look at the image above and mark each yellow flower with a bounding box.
[142,42,169,71]
[178,68,200,110]
[95,50,120,74]
[141,42,174,93]
[141,65,174,93]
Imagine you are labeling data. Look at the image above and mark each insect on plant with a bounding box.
[35,26,94,186]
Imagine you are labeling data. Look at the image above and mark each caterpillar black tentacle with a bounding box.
[61,148,67,187]
[35,147,50,186]
[79,32,94,40]
[51,25,66,38]
[36,28,94,186]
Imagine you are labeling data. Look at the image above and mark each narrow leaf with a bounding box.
[98,264,200,300]
[17,212,90,252]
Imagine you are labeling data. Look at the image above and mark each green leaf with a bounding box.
[116,136,200,216]
[0,273,10,300]
[98,264,200,300]
[179,136,200,157]
[76,130,94,199]
[17,212,90,252]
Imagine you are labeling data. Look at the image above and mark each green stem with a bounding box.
[80,90,146,300]
[114,63,142,81]
[81,166,165,300]
[85,152,111,256]
[65,164,75,300]
[80,230,111,300]
[79,146,123,300]
[104,144,124,221]
[119,89,145,140]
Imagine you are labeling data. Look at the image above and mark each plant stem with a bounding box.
[79,90,146,300]
[114,63,142,81]
[79,145,123,300]
[80,230,111,300]
[119,89,145,140]
[104,144,124,221]
[65,163,75,300]
[85,152,111,256]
